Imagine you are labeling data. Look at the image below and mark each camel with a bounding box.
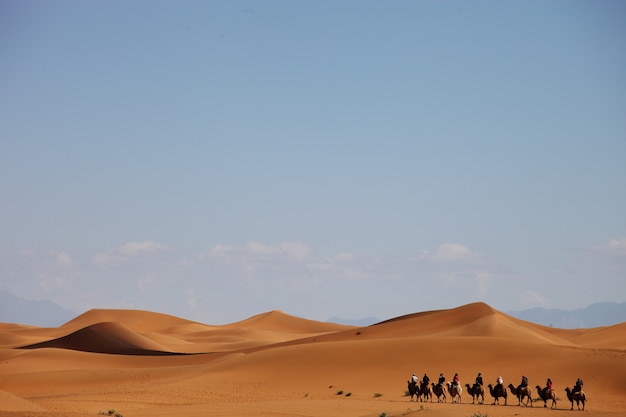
[431,383,447,402]
[508,383,533,407]
[536,385,557,409]
[465,383,484,404]
[487,383,507,405]
[407,381,419,401]
[446,381,462,403]
[418,380,432,402]
[565,387,586,410]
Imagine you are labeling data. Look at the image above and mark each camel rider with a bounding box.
[423,373,430,386]
[475,372,483,387]
[438,373,445,388]
[573,378,583,393]
[412,373,418,384]
[520,375,528,388]
[453,373,459,387]
[496,376,503,391]
[546,378,553,391]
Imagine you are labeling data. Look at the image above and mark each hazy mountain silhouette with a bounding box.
[0,291,77,327]
[507,302,626,328]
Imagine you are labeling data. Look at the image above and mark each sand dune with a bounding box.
[1,302,624,417]
[19,322,179,355]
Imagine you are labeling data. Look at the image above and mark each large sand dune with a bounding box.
[1,302,624,417]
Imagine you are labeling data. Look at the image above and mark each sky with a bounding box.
[1,0,625,325]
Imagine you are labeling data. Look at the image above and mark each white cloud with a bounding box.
[431,243,474,262]
[245,241,280,255]
[90,240,169,266]
[91,252,111,265]
[208,244,235,258]
[56,251,74,267]
[117,240,168,256]
[334,252,356,261]
[596,238,626,256]
[278,241,311,260]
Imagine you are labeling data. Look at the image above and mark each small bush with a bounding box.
[345,392,352,397]
[373,392,383,397]
[98,410,122,417]
[336,390,343,395]
[379,413,388,417]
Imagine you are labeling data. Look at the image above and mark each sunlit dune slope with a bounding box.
[569,321,626,349]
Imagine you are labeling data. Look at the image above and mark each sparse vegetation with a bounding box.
[373,392,383,397]
[468,413,487,417]
[379,413,388,417]
[336,390,343,395]
[345,392,352,397]
[98,410,123,417]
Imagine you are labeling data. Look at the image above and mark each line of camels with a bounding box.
[407,379,586,410]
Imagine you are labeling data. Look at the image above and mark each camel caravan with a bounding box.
[407,373,586,410]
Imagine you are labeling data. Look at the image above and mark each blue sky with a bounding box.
[1,1,625,324]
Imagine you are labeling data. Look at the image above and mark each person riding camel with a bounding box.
[546,378,553,391]
[520,375,528,388]
[422,373,430,386]
[411,373,418,384]
[453,373,459,387]
[437,373,445,389]
[475,372,483,387]
[496,376,503,392]
[573,378,583,393]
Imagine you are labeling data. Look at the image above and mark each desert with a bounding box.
[1,302,625,417]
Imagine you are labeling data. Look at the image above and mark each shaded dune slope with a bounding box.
[19,322,183,355]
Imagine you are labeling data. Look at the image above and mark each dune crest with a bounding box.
[60,308,208,333]
[226,309,352,333]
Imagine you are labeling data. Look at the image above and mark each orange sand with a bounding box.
[1,302,624,417]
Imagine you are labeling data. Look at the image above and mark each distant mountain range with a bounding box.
[506,302,626,329]
[0,291,76,327]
